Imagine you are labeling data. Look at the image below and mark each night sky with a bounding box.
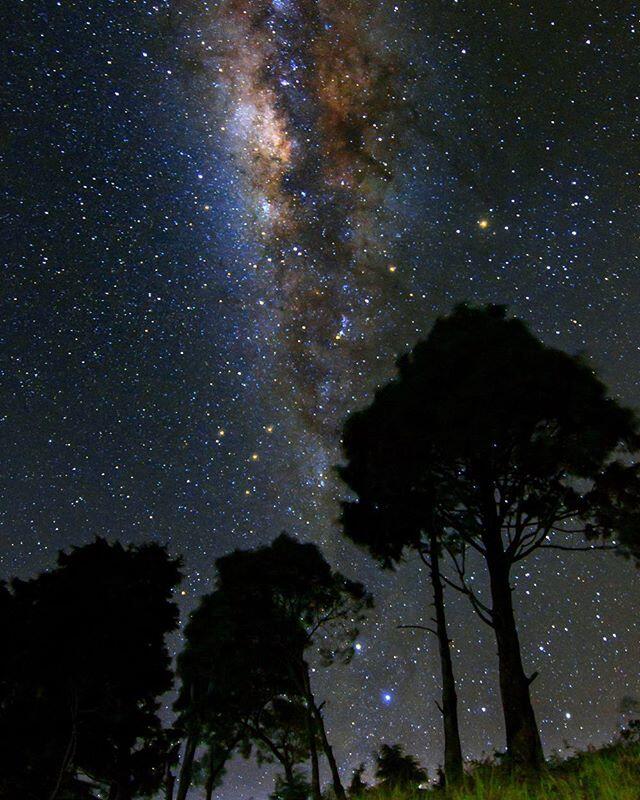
[2,0,640,797]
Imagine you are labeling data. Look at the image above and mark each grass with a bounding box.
[450,742,640,800]
[362,740,640,800]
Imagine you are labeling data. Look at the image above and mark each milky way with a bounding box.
[3,1,640,798]
[181,0,414,441]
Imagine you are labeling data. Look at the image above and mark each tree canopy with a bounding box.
[174,581,304,800]
[0,538,181,800]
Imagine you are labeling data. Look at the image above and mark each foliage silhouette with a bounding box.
[374,744,428,789]
[0,538,181,800]
[347,763,368,797]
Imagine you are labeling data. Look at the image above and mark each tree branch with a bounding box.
[397,624,438,636]
[513,528,550,562]
[538,543,617,553]
[444,547,495,628]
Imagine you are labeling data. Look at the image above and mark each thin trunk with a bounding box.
[165,768,176,800]
[282,760,295,786]
[204,745,219,800]
[165,738,181,800]
[303,663,346,800]
[205,773,214,800]
[306,705,321,800]
[112,739,133,800]
[205,737,238,800]
[49,691,78,800]
[484,534,543,769]
[430,533,463,786]
[251,725,294,780]
[311,706,346,800]
[176,733,198,800]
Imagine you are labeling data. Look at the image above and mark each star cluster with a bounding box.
[2,0,640,796]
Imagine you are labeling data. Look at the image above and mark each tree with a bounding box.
[338,461,463,785]
[339,304,640,769]
[215,534,373,800]
[249,697,316,788]
[347,763,367,797]
[188,740,229,800]
[374,744,427,789]
[174,586,301,800]
[0,538,182,800]
[270,770,311,800]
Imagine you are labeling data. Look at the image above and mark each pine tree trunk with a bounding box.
[484,536,543,769]
[429,533,463,786]
[306,707,322,800]
[176,734,198,800]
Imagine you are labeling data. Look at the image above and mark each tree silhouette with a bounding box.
[339,304,640,769]
[0,538,181,800]
[338,457,463,784]
[215,533,373,800]
[270,769,311,800]
[374,744,427,789]
[250,697,316,788]
[187,739,230,800]
[347,763,367,797]
[174,586,301,800]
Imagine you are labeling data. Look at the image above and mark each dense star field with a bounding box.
[2,0,640,796]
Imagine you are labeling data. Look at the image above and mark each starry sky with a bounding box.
[2,0,640,796]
